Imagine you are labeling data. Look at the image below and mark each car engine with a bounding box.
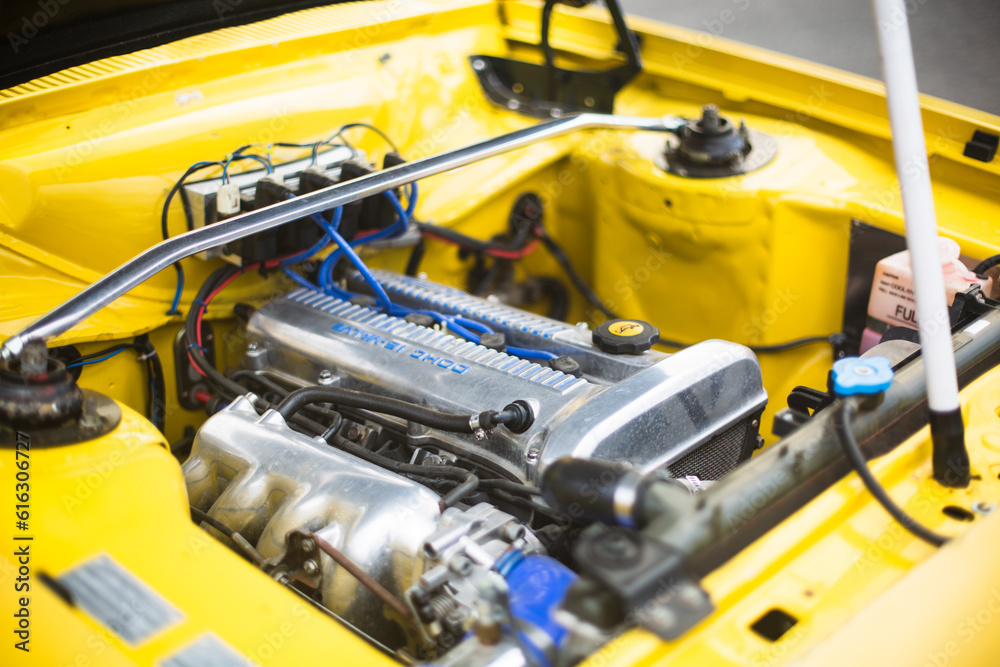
[182,264,766,657]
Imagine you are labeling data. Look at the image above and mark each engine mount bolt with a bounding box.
[300,538,315,553]
[303,559,319,576]
[526,447,540,464]
[318,370,336,386]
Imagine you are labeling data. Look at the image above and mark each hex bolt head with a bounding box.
[449,555,474,577]
[972,501,995,515]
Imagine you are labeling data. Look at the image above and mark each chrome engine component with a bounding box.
[245,272,768,483]
[183,396,539,650]
[186,271,768,657]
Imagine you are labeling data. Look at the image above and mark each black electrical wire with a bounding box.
[405,238,426,276]
[973,254,1000,275]
[185,264,257,399]
[161,161,225,238]
[276,385,495,434]
[337,122,401,153]
[540,0,559,68]
[135,335,166,433]
[836,400,951,548]
[160,161,225,314]
[71,342,141,362]
[534,276,570,321]
[418,221,534,255]
[748,335,840,354]
[534,224,617,319]
[66,339,166,432]
[655,333,842,354]
[322,429,479,509]
[190,506,267,566]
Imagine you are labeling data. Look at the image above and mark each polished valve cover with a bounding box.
[243,273,768,483]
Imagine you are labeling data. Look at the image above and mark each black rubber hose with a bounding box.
[973,254,1000,275]
[276,386,486,433]
[535,276,570,321]
[324,430,479,509]
[836,400,951,548]
[230,371,327,413]
[190,506,267,566]
[479,478,543,496]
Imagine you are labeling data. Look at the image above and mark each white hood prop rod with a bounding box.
[873,0,969,487]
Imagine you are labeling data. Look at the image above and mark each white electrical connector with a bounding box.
[216,182,241,216]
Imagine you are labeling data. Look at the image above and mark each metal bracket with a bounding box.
[470,0,642,118]
[572,526,714,640]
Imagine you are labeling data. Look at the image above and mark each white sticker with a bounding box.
[58,554,183,645]
[160,634,256,667]
[964,320,990,335]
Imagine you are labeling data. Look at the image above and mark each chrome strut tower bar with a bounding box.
[1,113,682,360]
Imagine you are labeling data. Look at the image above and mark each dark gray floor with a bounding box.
[621,0,1000,115]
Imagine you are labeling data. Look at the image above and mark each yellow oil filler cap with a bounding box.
[592,319,660,354]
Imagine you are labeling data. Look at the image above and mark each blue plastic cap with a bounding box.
[831,356,894,397]
[505,554,577,653]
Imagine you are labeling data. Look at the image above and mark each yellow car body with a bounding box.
[2,1,1000,665]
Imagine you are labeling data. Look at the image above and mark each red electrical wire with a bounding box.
[186,256,286,376]
[419,230,538,260]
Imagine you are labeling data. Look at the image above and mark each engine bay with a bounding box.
[4,2,1000,666]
